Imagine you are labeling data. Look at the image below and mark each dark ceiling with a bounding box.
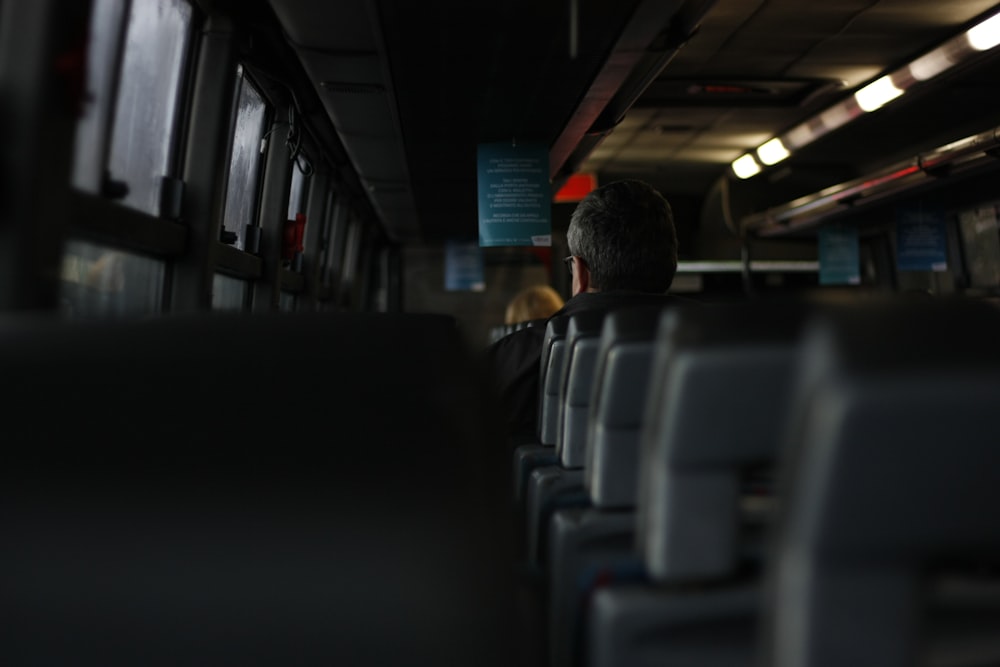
[252,0,1000,246]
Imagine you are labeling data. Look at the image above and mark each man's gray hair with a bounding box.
[566,179,678,292]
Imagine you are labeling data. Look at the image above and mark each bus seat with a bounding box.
[583,300,811,667]
[488,324,508,343]
[586,305,679,510]
[558,310,608,469]
[0,310,518,667]
[546,304,666,667]
[638,301,808,582]
[523,311,605,571]
[512,314,569,509]
[761,297,1000,667]
[539,314,572,446]
[588,584,761,667]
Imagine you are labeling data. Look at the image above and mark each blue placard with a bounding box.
[896,206,948,272]
[444,240,485,292]
[818,224,860,285]
[477,142,552,247]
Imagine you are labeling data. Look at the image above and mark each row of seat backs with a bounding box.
[546,300,808,667]
[505,316,570,507]
[762,297,1000,667]
[537,305,665,462]
[520,306,667,570]
[545,306,667,667]
[540,299,808,548]
[581,296,1000,667]
[526,299,813,580]
[522,312,611,568]
[533,306,667,480]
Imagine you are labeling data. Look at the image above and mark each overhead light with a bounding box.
[782,121,822,150]
[732,153,761,179]
[854,75,904,112]
[734,8,1000,178]
[908,47,958,81]
[967,12,1000,50]
[757,137,790,165]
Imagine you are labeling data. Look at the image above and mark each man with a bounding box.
[484,179,689,441]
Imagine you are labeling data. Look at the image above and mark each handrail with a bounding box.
[740,126,1000,237]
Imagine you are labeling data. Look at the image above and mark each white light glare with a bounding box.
[817,103,856,134]
[908,47,956,81]
[783,122,819,150]
[757,137,790,165]
[854,76,904,112]
[967,12,1000,51]
[731,153,761,179]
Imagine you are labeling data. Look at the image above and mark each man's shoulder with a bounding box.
[487,322,547,355]
[565,290,698,314]
[484,323,548,399]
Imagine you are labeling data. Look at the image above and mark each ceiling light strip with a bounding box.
[730,8,1000,179]
[740,126,1000,234]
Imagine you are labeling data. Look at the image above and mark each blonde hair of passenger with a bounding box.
[504,285,564,325]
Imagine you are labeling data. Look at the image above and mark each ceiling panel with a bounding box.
[264,0,1000,244]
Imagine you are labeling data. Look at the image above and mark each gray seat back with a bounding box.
[762,297,1000,667]
[585,305,666,509]
[637,300,810,583]
[557,310,607,468]
[539,315,570,445]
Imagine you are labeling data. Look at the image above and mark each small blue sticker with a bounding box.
[819,225,860,285]
[896,206,948,272]
[444,240,485,292]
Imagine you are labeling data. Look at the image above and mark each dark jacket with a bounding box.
[483,291,697,442]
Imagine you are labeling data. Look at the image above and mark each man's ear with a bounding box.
[573,258,592,295]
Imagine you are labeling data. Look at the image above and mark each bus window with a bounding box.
[325,199,350,293]
[71,0,125,194]
[60,240,165,319]
[316,190,338,290]
[105,0,194,216]
[212,273,249,312]
[283,157,310,272]
[278,291,295,313]
[220,66,269,252]
[958,203,1000,290]
[340,217,364,306]
[286,154,309,221]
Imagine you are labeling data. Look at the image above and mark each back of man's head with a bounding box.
[566,179,678,293]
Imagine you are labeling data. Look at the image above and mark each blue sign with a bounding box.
[477,142,551,247]
[444,240,485,292]
[818,225,860,285]
[896,206,948,272]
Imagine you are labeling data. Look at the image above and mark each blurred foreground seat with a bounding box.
[0,310,517,667]
[512,314,570,511]
[546,304,665,667]
[584,300,810,667]
[761,297,1000,667]
[524,311,606,573]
